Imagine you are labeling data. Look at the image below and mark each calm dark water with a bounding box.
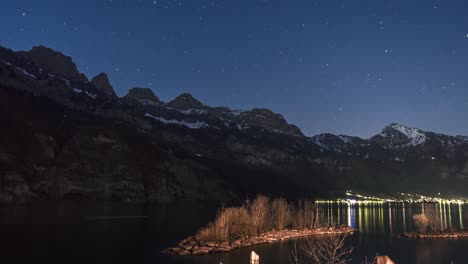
[1,202,467,264]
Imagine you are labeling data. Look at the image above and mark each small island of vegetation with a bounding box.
[399,212,468,239]
[164,195,355,256]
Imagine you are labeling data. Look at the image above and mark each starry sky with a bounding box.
[1,0,468,138]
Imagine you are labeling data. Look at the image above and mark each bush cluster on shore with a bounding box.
[412,213,429,233]
[196,195,322,241]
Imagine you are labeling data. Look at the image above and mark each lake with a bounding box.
[1,202,467,264]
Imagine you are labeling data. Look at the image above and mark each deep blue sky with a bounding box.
[2,0,468,137]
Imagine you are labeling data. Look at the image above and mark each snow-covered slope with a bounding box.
[311,123,468,160]
[311,134,367,155]
[372,123,427,148]
[386,123,426,146]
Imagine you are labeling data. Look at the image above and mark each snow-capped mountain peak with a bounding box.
[386,123,427,146]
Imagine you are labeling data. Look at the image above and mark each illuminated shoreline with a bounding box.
[315,191,466,205]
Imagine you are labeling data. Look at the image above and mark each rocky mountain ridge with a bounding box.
[0,45,301,137]
[1,44,468,203]
[312,123,468,161]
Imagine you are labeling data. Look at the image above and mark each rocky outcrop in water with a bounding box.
[398,231,468,239]
[164,227,356,255]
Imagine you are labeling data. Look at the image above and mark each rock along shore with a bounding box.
[398,230,468,239]
[164,226,356,256]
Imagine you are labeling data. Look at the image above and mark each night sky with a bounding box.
[2,0,468,138]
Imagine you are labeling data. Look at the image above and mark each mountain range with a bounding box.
[1,45,468,203]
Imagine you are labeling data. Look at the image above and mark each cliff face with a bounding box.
[91,73,116,97]
[1,45,468,203]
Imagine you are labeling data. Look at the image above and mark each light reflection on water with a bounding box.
[318,203,466,234]
[305,203,468,264]
[185,203,468,264]
[1,202,468,264]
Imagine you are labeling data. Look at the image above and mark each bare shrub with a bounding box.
[249,194,270,234]
[305,201,318,228]
[297,234,353,264]
[424,205,438,232]
[361,256,377,264]
[271,197,292,230]
[196,223,221,241]
[197,195,324,242]
[226,206,255,239]
[197,207,230,241]
[292,204,305,229]
[196,206,255,241]
[413,213,429,233]
[292,200,317,229]
[313,205,327,228]
[290,242,304,264]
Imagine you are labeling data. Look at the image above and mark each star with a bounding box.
[22,12,26,16]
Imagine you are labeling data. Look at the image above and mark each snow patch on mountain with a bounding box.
[144,113,210,129]
[236,122,250,130]
[338,135,353,144]
[85,91,97,99]
[16,67,37,79]
[390,123,426,146]
[179,109,208,115]
[0,59,11,66]
[311,134,365,152]
[225,110,245,116]
[311,136,330,150]
[138,99,158,106]
[72,88,96,99]
[59,77,71,87]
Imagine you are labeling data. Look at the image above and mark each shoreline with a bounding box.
[164,226,356,256]
[398,230,468,239]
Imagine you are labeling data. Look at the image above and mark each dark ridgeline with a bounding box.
[1,45,468,203]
